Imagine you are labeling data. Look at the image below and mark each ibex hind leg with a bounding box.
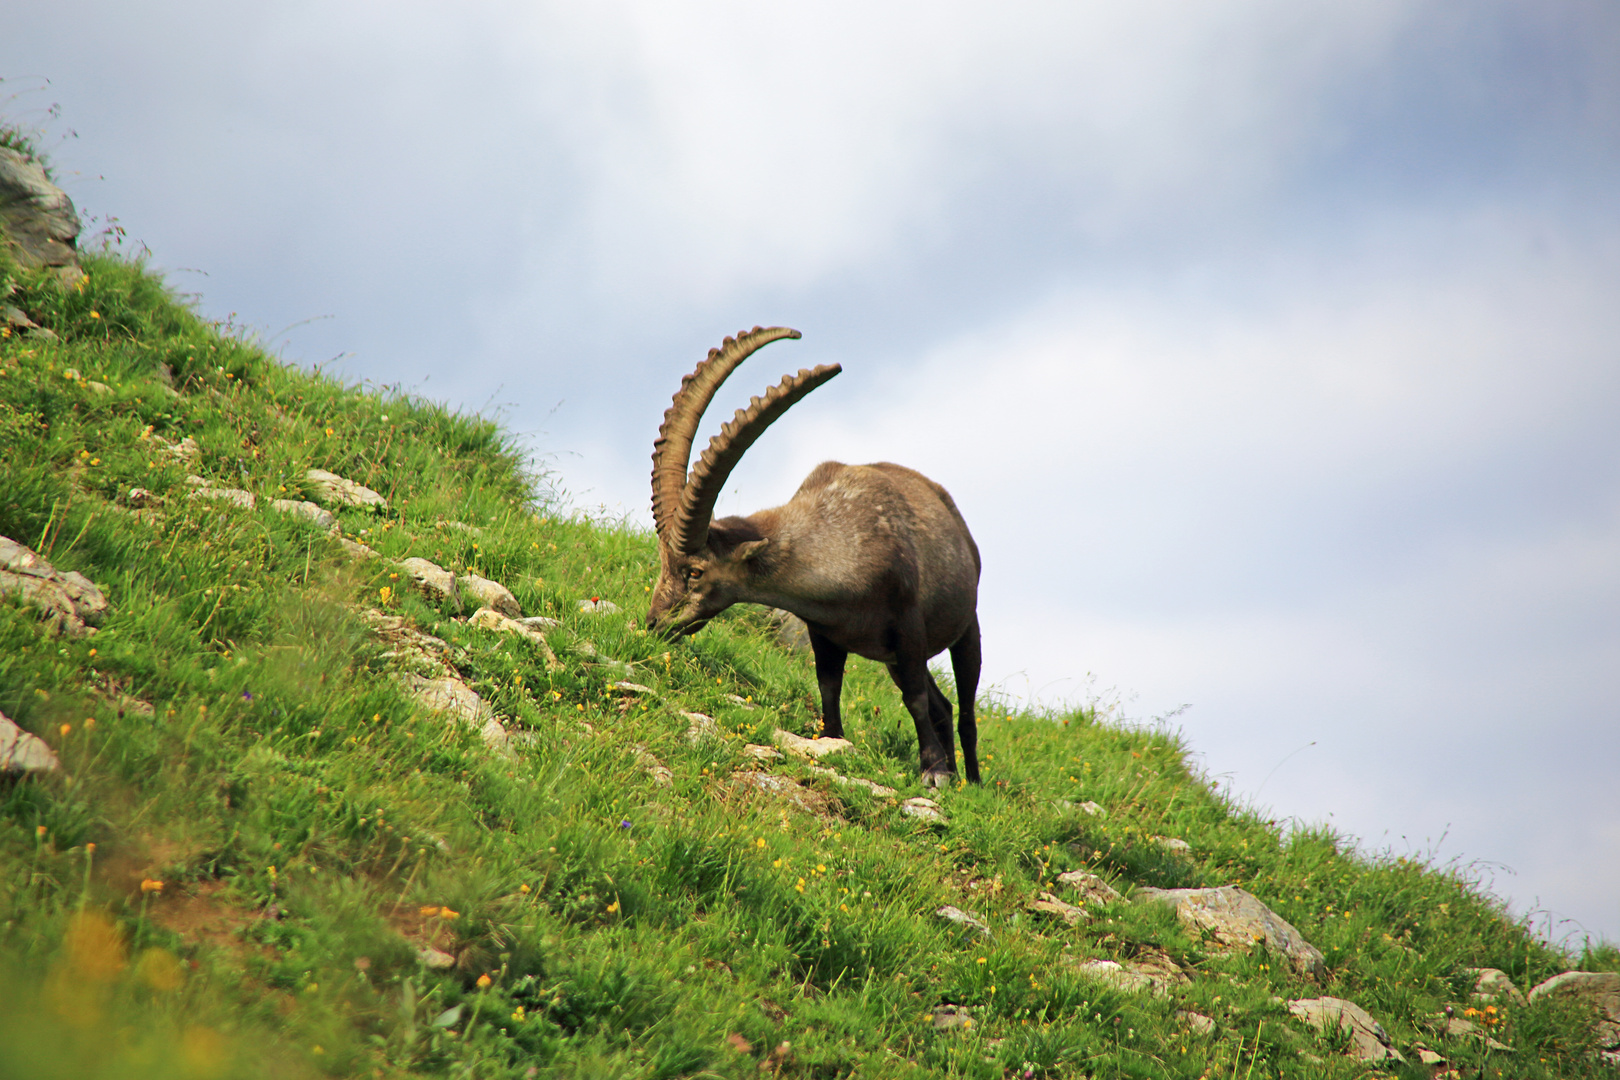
[888,658,954,787]
[925,675,957,780]
[950,616,982,784]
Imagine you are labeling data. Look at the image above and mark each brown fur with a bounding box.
[649,460,983,785]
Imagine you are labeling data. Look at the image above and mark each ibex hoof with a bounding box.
[922,770,953,789]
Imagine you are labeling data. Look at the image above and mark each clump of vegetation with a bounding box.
[0,246,1615,1079]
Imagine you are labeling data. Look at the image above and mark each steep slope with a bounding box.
[1,242,1617,1078]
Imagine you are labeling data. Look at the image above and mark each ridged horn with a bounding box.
[651,326,801,541]
[671,363,842,554]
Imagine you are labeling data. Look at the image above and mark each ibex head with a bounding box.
[646,326,839,636]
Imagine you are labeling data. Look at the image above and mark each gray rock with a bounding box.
[805,763,897,797]
[1178,1011,1216,1035]
[514,615,560,631]
[3,304,38,329]
[126,487,160,508]
[576,597,620,614]
[0,146,81,273]
[901,797,945,822]
[772,730,852,759]
[0,709,60,774]
[1528,971,1620,1050]
[612,681,655,694]
[683,711,719,742]
[930,1005,975,1030]
[0,535,109,637]
[1287,997,1404,1063]
[467,606,560,668]
[459,573,520,617]
[269,498,337,531]
[338,537,379,560]
[935,905,991,937]
[1028,891,1089,926]
[1153,836,1191,854]
[1072,959,1155,994]
[1468,967,1527,1006]
[398,673,508,750]
[1077,800,1104,816]
[744,744,784,762]
[635,747,674,787]
[189,486,256,509]
[156,435,200,464]
[305,468,387,509]
[1136,885,1325,978]
[1055,869,1122,905]
[418,948,457,970]
[766,608,813,653]
[400,557,457,602]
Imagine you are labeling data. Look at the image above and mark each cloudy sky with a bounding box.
[8,1,1618,944]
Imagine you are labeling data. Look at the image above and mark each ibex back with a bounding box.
[645,327,983,785]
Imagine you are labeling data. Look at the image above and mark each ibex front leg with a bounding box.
[808,628,850,740]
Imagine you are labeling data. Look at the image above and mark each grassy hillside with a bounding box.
[1,245,1616,1080]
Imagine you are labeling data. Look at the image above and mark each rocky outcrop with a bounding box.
[468,606,560,669]
[401,557,457,603]
[1070,947,1187,995]
[1136,885,1325,978]
[459,573,520,618]
[1528,971,1620,1055]
[399,673,508,751]
[1469,967,1527,1006]
[0,536,109,637]
[305,468,387,509]
[1055,869,1122,906]
[772,730,853,759]
[0,146,82,282]
[270,498,338,532]
[0,709,60,774]
[901,797,945,822]
[1027,892,1089,926]
[935,905,991,937]
[1287,997,1403,1063]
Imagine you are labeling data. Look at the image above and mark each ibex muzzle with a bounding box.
[647,327,983,785]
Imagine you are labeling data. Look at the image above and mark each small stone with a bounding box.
[635,747,673,786]
[514,615,560,631]
[184,475,211,487]
[1468,967,1527,1006]
[189,486,255,509]
[1178,1011,1216,1035]
[434,519,481,533]
[766,608,813,653]
[935,905,991,937]
[3,304,38,329]
[269,498,338,531]
[612,681,655,694]
[806,763,897,797]
[400,557,457,602]
[467,607,561,669]
[683,712,719,742]
[744,744,783,761]
[160,436,200,463]
[126,487,159,508]
[86,380,113,396]
[772,730,853,759]
[418,948,456,970]
[0,709,60,774]
[1073,959,1155,994]
[724,693,756,710]
[1416,1048,1444,1066]
[1054,869,1122,905]
[0,535,109,637]
[1287,997,1404,1063]
[931,1005,974,1030]
[577,597,620,614]
[1153,836,1191,854]
[901,797,945,822]
[400,673,508,750]
[339,537,379,560]
[459,573,520,618]
[1028,891,1089,926]
[305,468,387,509]
[1136,885,1325,978]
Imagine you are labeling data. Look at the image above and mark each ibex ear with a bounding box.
[736,539,769,562]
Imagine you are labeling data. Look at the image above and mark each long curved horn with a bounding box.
[672,363,842,554]
[651,326,801,540]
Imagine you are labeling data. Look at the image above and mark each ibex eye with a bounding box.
[686,568,703,582]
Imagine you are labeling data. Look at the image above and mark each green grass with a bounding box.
[0,250,1615,1079]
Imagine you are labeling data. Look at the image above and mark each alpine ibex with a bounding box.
[646,327,983,786]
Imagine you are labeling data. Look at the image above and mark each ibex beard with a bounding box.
[646,327,983,787]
